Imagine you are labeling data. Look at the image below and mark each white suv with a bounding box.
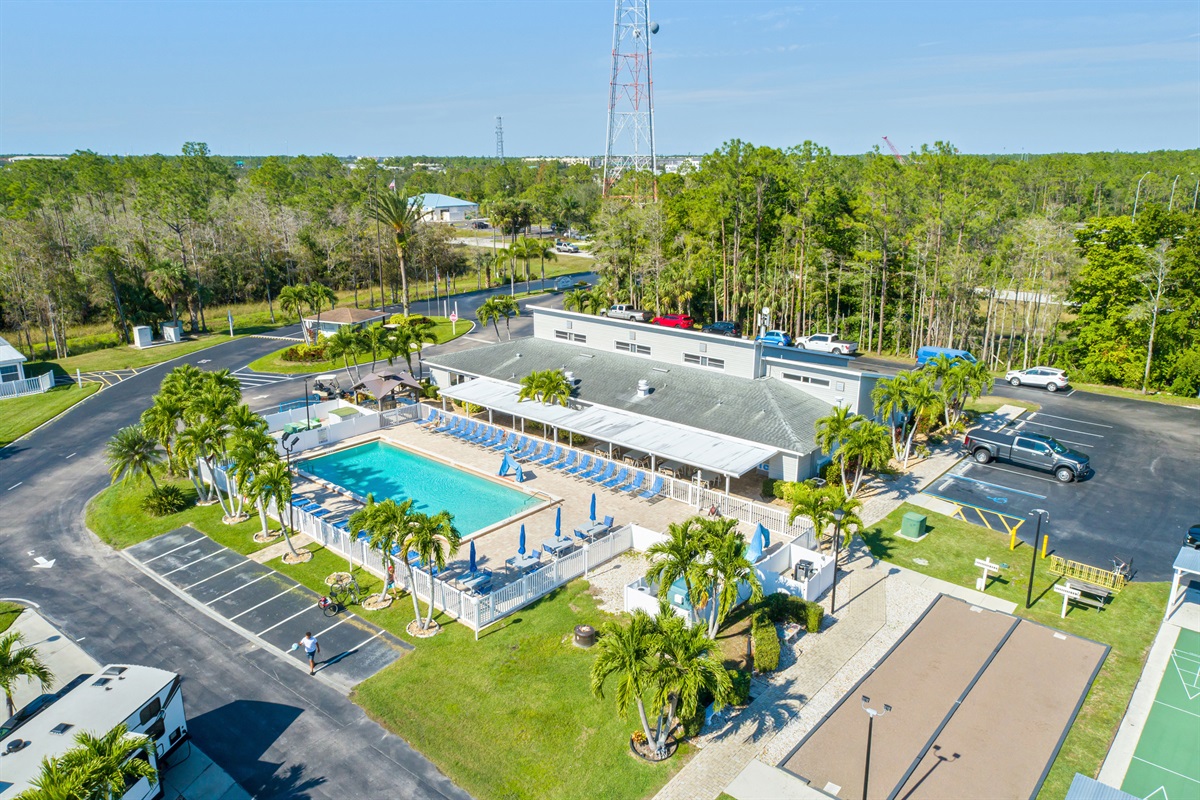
[1005,367,1069,392]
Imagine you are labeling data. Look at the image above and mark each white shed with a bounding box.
[0,336,27,384]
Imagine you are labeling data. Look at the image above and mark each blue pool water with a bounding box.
[300,440,537,535]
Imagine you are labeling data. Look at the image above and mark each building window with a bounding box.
[556,330,586,343]
[836,380,846,391]
[0,365,18,383]
[450,372,467,386]
[616,341,651,356]
[782,372,830,387]
[683,353,724,369]
[698,342,707,353]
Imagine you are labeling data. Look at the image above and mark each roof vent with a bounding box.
[634,379,652,399]
[4,738,28,755]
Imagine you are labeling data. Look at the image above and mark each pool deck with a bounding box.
[289,419,708,589]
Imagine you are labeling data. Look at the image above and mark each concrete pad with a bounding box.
[726,759,829,800]
[162,753,243,799]
[907,492,961,517]
[236,592,317,636]
[143,537,225,576]
[888,567,1018,613]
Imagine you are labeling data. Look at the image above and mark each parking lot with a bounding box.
[128,528,410,689]
[923,385,1200,580]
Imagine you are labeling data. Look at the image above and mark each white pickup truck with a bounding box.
[795,333,858,355]
[603,304,651,322]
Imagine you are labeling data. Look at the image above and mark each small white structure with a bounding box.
[0,335,52,400]
[302,307,387,340]
[162,322,183,343]
[131,325,154,348]
[1165,546,1200,621]
[0,664,187,800]
[409,192,480,223]
[755,538,835,603]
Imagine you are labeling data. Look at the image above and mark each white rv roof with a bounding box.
[0,664,179,797]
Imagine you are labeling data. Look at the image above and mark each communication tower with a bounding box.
[602,0,657,200]
[496,116,505,162]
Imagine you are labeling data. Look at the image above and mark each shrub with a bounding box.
[805,602,824,633]
[761,478,778,499]
[141,485,189,516]
[760,592,809,626]
[420,381,440,400]
[751,609,780,673]
[282,343,327,363]
[460,402,484,415]
[729,669,752,705]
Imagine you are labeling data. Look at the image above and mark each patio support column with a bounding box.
[725,474,731,495]
[608,442,613,457]
[441,396,447,411]
[650,454,656,473]
[521,418,525,433]
[488,408,493,424]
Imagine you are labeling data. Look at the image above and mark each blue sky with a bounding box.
[1,0,1196,157]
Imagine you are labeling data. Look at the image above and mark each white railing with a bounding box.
[0,371,52,399]
[381,403,423,426]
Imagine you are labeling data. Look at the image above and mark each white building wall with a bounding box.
[764,360,864,413]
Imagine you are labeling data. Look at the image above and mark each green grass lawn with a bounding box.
[48,335,234,373]
[246,316,472,375]
[0,383,100,448]
[1071,381,1200,408]
[964,395,1040,415]
[0,602,25,634]
[86,471,278,554]
[861,505,1168,800]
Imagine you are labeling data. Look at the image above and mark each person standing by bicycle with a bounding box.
[299,632,320,675]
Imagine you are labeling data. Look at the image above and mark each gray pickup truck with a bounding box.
[962,428,1090,483]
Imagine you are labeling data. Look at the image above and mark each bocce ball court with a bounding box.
[781,595,1108,800]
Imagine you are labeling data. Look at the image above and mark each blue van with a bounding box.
[915,346,977,367]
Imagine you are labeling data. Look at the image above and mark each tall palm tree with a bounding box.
[0,632,53,717]
[345,493,378,573]
[408,510,462,630]
[60,724,157,800]
[325,325,364,383]
[368,192,422,315]
[361,322,389,372]
[159,363,203,400]
[696,518,762,638]
[176,425,215,503]
[387,315,439,375]
[476,296,506,340]
[644,519,703,617]
[278,284,306,323]
[105,425,163,491]
[144,260,187,328]
[362,499,420,616]
[870,373,910,460]
[590,610,659,747]
[305,281,338,342]
[785,482,833,540]
[495,295,520,339]
[824,488,863,615]
[840,421,893,498]
[187,418,233,517]
[563,288,590,314]
[228,429,275,521]
[901,375,941,467]
[140,394,184,476]
[252,460,299,558]
[526,237,558,290]
[649,613,733,755]
[813,405,859,492]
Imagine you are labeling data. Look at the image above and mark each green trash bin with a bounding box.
[901,512,927,540]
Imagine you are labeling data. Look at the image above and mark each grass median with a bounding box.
[861,504,1167,800]
[0,383,100,448]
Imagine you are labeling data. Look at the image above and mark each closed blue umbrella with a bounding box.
[469,540,477,574]
[555,507,562,538]
[590,493,597,522]
[518,524,526,555]
[755,522,770,550]
[515,464,525,483]
[499,453,512,477]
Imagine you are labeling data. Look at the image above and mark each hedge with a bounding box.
[751,609,780,673]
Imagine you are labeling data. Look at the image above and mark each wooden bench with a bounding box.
[1066,579,1112,603]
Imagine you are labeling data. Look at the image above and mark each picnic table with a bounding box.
[510,554,540,572]
[459,572,492,592]
[623,449,649,466]
[594,444,622,459]
[657,459,686,477]
[543,538,574,556]
[1066,578,1112,602]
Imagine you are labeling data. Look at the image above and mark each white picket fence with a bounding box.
[381,403,423,426]
[0,371,52,399]
[664,474,815,547]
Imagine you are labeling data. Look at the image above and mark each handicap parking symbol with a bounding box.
[988,496,1008,504]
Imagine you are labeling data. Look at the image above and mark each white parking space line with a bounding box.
[184,560,250,590]
[230,585,304,620]
[142,535,208,563]
[207,572,273,605]
[1046,438,1094,448]
[1018,419,1105,437]
[161,547,226,576]
[1028,412,1112,428]
[961,463,1058,488]
[345,629,387,653]
[315,617,352,639]
[257,604,320,637]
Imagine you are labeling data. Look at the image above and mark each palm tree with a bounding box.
[387,315,439,375]
[228,429,275,522]
[536,369,572,407]
[140,394,184,476]
[252,460,300,558]
[696,518,762,638]
[901,375,941,467]
[368,192,422,315]
[159,363,203,400]
[105,425,162,491]
[839,420,893,498]
[814,406,859,493]
[495,295,520,339]
[176,425,215,503]
[644,519,703,613]
[649,613,733,755]
[60,724,157,800]
[361,322,389,372]
[476,296,506,340]
[15,755,88,800]
[345,492,378,573]
[526,237,558,290]
[870,373,910,460]
[563,289,590,313]
[0,632,53,718]
[361,499,420,616]
[144,260,187,328]
[325,325,364,384]
[408,510,462,630]
[590,610,659,747]
[824,488,863,615]
[305,281,337,341]
[187,417,234,517]
[785,482,834,540]
[278,284,306,323]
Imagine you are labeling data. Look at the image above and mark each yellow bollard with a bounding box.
[1041,534,1049,559]
[1010,529,1017,550]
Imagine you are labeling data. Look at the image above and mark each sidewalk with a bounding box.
[7,609,251,800]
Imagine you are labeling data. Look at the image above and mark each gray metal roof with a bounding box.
[1064,774,1139,800]
[1173,545,1200,575]
[442,377,776,476]
[0,336,26,365]
[427,337,832,457]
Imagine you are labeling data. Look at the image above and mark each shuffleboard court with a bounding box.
[1121,628,1200,800]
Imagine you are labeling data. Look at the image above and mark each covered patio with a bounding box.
[438,376,777,495]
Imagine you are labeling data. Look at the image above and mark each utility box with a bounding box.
[162,322,183,343]
[901,512,927,540]
[132,325,153,349]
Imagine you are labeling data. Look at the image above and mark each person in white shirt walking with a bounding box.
[299,632,320,675]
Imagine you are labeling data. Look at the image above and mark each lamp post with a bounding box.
[1133,172,1152,220]
[303,378,311,429]
[861,695,892,800]
[282,434,301,545]
[1026,509,1049,609]
[831,508,846,614]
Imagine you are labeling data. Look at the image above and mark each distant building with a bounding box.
[522,156,592,166]
[409,193,480,223]
[0,336,27,384]
[303,307,387,339]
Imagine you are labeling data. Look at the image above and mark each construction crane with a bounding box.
[882,136,905,164]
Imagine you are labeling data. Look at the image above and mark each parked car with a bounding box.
[650,314,696,329]
[603,304,651,322]
[756,330,793,347]
[555,243,580,253]
[796,332,858,355]
[471,220,489,229]
[1187,523,1200,550]
[962,428,1090,483]
[916,346,978,367]
[1006,366,1069,392]
[702,321,742,337]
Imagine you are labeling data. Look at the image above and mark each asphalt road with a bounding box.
[0,280,587,798]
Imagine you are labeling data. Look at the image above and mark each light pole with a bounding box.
[1026,509,1049,609]
[831,508,846,614]
[282,434,301,548]
[1169,175,1181,211]
[303,378,311,429]
[861,695,891,800]
[1133,172,1152,220]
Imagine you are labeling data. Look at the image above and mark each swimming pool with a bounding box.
[300,440,539,535]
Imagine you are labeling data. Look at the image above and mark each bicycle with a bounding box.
[330,576,362,607]
[1111,557,1133,582]
[317,595,339,617]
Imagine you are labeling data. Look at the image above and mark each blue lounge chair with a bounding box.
[554,451,578,471]
[417,408,439,426]
[472,426,497,445]
[465,424,487,443]
[535,446,563,466]
[485,429,506,448]
[637,475,665,500]
[519,442,550,463]
[602,515,614,530]
[601,467,629,489]
[435,415,458,433]
[590,462,616,484]
[491,432,517,451]
[619,472,646,494]
[566,454,593,476]
[581,458,608,480]
[455,421,478,440]
[511,438,535,459]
